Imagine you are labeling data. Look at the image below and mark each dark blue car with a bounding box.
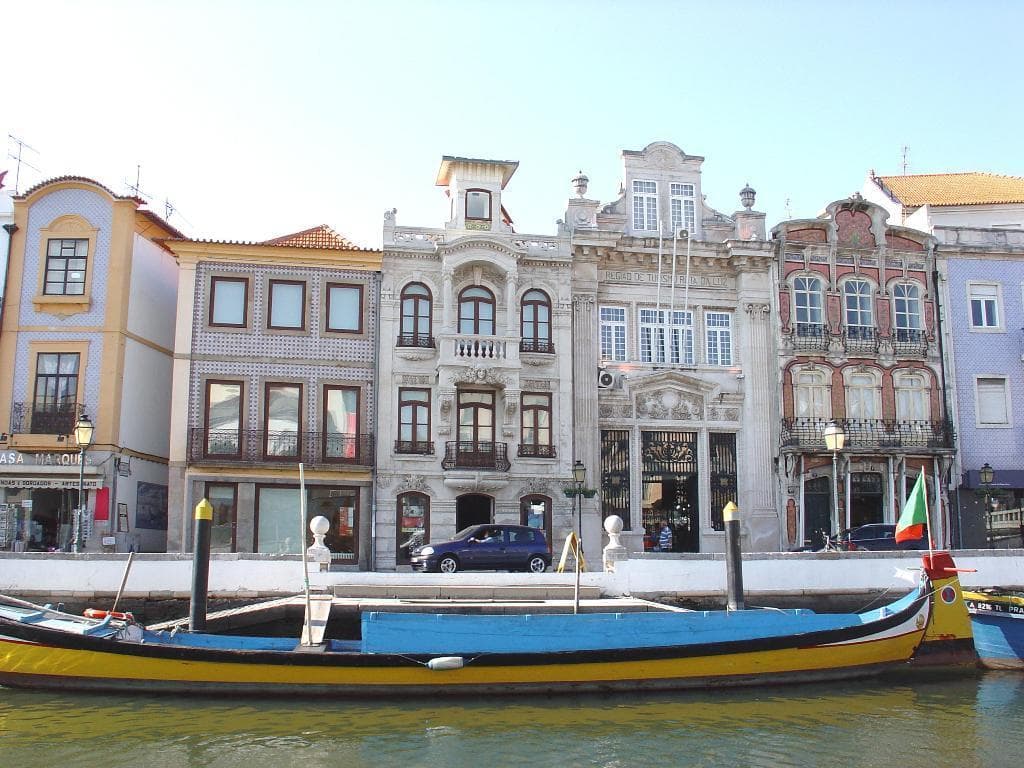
[410,524,550,573]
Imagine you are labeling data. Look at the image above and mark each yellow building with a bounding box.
[0,177,181,552]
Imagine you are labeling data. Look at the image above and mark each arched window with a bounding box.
[459,286,495,335]
[520,289,552,353]
[794,368,830,419]
[399,283,433,347]
[893,283,922,341]
[843,279,874,339]
[793,276,824,335]
[466,189,491,221]
[846,370,880,420]
[396,492,429,565]
[895,371,930,422]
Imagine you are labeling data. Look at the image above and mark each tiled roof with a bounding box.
[873,172,1024,207]
[263,224,357,249]
[15,175,145,204]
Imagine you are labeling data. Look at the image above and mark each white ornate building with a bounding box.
[376,157,576,569]
[565,142,779,553]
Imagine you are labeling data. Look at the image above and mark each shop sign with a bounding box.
[0,478,103,489]
[0,451,89,466]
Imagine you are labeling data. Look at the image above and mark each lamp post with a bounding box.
[72,414,94,553]
[572,459,586,615]
[980,462,994,549]
[823,421,846,543]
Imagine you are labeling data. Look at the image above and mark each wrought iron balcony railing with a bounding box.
[394,439,435,455]
[441,440,511,471]
[792,323,829,351]
[188,428,374,467]
[520,338,555,354]
[396,333,435,348]
[9,402,85,436]
[842,327,879,354]
[893,328,928,357]
[518,443,556,458]
[781,417,954,451]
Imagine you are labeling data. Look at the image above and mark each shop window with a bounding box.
[396,492,429,565]
[205,483,237,553]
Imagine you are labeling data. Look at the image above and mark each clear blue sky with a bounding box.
[4,0,1023,247]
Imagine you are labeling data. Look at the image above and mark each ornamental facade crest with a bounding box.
[446,366,510,387]
[635,388,703,420]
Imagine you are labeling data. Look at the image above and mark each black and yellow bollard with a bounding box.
[723,501,745,611]
[189,498,213,631]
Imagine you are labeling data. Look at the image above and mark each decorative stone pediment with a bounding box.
[443,474,510,493]
[384,474,430,493]
[445,365,511,388]
[441,235,522,261]
[630,371,717,421]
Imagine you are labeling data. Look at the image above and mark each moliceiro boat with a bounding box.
[0,553,969,697]
[963,588,1024,670]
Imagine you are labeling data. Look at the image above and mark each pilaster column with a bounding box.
[740,302,777,550]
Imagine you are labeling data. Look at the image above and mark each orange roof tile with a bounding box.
[873,172,1024,207]
[263,224,358,249]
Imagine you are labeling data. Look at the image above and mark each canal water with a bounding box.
[1,669,1021,767]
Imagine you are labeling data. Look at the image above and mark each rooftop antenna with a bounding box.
[7,134,41,194]
[784,197,793,219]
[164,198,176,220]
[901,146,910,175]
[125,164,152,200]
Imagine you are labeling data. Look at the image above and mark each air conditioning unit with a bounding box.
[598,368,616,389]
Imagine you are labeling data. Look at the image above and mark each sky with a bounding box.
[3,0,1024,248]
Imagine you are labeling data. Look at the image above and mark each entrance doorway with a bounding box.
[641,429,700,553]
[455,494,492,532]
[803,476,831,548]
[850,472,884,528]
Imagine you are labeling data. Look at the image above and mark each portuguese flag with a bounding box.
[896,473,928,543]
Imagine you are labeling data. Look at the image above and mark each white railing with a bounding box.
[443,334,516,361]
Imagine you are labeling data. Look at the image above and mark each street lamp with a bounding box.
[571,459,586,615]
[72,414,94,553]
[980,462,995,549]
[823,421,846,543]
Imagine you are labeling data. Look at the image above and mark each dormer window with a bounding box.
[466,189,491,221]
[632,180,658,231]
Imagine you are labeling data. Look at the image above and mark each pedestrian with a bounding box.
[657,519,673,552]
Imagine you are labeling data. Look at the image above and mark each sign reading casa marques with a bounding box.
[600,270,732,289]
[0,451,92,466]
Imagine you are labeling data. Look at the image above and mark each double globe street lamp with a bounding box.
[72,414,94,553]
[823,421,846,542]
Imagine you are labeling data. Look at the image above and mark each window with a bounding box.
[520,393,553,457]
[264,383,301,458]
[520,495,552,547]
[670,183,695,234]
[846,372,880,420]
[209,277,248,327]
[397,388,432,454]
[397,492,429,565]
[459,286,495,335]
[205,483,237,553]
[323,386,359,461]
[632,180,658,231]
[399,282,433,346]
[205,380,242,456]
[639,308,693,364]
[976,377,1009,426]
[794,368,829,419]
[600,306,627,361]
[267,280,305,330]
[326,283,363,333]
[32,352,80,433]
[843,279,874,337]
[44,238,88,295]
[794,276,824,333]
[705,312,733,366]
[458,391,494,445]
[309,486,358,561]
[520,289,553,353]
[256,485,359,560]
[895,372,930,421]
[893,283,922,340]
[466,189,491,220]
[969,283,1000,329]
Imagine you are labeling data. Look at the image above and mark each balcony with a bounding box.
[440,334,517,363]
[188,428,374,468]
[893,328,928,357]
[9,401,84,436]
[396,333,435,349]
[792,323,829,352]
[520,339,555,354]
[518,443,556,458]
[441,441,511,471]
[781,418,954,451]
[842,327,879,354]
[394,440,435,455]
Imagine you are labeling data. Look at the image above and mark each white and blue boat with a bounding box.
[963,589,1024,670]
